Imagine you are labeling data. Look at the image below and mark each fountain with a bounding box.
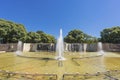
[83,43,87,52]
[55,29,65,60]
[98,42,104,55]
[79,44,84,55]
[79,44,82,52]
[15,41,22,55]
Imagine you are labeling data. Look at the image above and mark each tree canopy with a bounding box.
[3,19,120,44]
[25,31,56,43]
[64,29,84,43]
[36,31,56,43]
[26,32,41,43]
[0,19,56,43]
[0,19,27,43]
[64,29,97,43]
[83,34,98,44]
[101,26,120,43]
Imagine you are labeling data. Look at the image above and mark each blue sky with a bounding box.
[0,0,120,38]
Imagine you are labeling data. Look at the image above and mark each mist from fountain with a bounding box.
[16,41,22,55]
[98,42,104,55]
[55,29,65,60]
[83,43,87,53]
[79,44,83,54]
[79,44,81,51]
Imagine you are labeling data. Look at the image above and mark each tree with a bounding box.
[64,29,84,43]
[0,19,56,43]
[36,31,56,43]
[26,32,41,43]
[45,34,56,43]
[64,29,98,43]
[101,26,120,43]
[83,34,98,44]
[0,19,27,43]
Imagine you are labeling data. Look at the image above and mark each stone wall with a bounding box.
[86,43,97,52]
[0,43,120,52]
[22,43,120,52]
[103,43,120,52]
[23,43,55,52]
[0,43,17,52]
[23,43,37,52]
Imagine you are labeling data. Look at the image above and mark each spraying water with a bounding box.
[55,29,65,60]
[83,43,87,53]
[16,41,22,55]
[79,44,83,54]
[98,42,104,55]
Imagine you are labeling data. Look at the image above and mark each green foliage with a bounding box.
[26,32,41,43]
[0,19,56,43]
[64,29,97,43]
[64,29,84,43]
[84,34,98,44]
[26,31,55,43]
[36,31,56,43]
[0,19,27,43]
[26,31,56,43]
[44,34,56,43]
[101,26,120,43]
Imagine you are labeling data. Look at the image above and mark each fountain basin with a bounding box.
[0,52,120,79]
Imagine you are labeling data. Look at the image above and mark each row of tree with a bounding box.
[0,19,120,43]
[64,29,98,43]
[101,26,120,43]
[64,27,120,43]
[0,19,55,43]
[27,31,55,43]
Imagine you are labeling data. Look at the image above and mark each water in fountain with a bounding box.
[16,41,22,55]
[79,44,83,54]
[98,42,104,55]
[83,43,87,53]
[55,29,65,60]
